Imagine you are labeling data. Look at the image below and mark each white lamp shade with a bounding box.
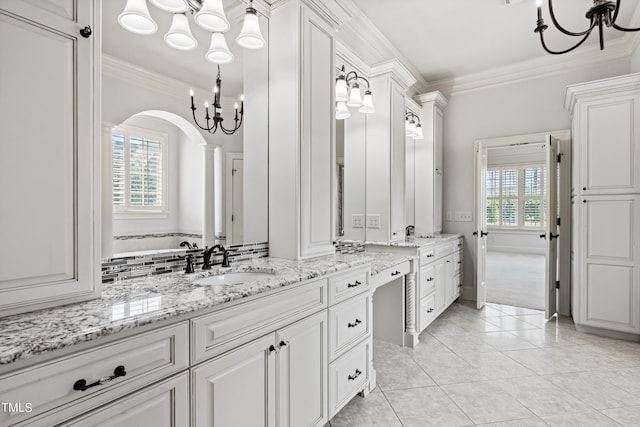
[359,91,375,114]
[408,120,417,137]
[164,13,197,50]
[194,0,230,32]
[346,83,363,108]
[335,77,349,102]
[118,0,158,35]
[236,10,265,49]
[336,102,351,120]
[414,124,424,140]
[149,0,188,13]
[405,119,413,136]
[206,32,234,64]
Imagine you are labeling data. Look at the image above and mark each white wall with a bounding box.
[631,39,640,72]
[440,59,631,295]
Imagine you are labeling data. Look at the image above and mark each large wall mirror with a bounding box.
[101,0,269,258]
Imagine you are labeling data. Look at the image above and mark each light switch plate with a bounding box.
[446,211,453,221]
[454,211,473,222]
[367,214,381,229]
[352,214,364,228]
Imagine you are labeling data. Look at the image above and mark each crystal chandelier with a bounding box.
[118,0,265,63]
[335,66,375,120]
[534,0,640,54]
[190,66,243,134]
[405,112,424,140]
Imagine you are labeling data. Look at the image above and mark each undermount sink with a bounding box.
[194,272,275,286]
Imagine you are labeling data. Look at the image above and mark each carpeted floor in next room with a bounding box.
[486,251,545,311]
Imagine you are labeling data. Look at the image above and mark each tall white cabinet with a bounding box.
[565,74,640,338]
[0,0,101,316]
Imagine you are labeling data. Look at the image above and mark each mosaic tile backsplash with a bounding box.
[101,242,269,283]
[334,240,365,254]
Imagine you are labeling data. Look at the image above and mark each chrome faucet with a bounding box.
[202,244,232,269]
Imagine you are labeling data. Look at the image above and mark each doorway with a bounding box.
[474,131,571,318]
[226,153,244,244]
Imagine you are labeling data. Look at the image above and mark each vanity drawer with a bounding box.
[191,278,327,363]
[420,264,436,298]
[420,248,436,264]
[419,294,437,331]
[0,322,188,427]
[327,267,369,306]
[435,242,456,258]
[454,252,462,276]
[370,261,410,290]
[328,339,370,418]
[328,293,370,361]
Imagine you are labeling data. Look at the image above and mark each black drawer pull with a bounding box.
[269,345,277,354]
[426,277,434,282]
[279,340,288,348]
[348,319,362,328]
[457,261,462,264]
[73,365,126,392]
[458,243,462,247]
[391,270,402,276]
[426,254,434,258]
[347,280,362,288]
[458,284,463,288]
[348,369,362,381]
[427,308,434,313]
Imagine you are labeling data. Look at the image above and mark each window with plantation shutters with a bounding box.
[112,125,167,215]
[486,164,546,229]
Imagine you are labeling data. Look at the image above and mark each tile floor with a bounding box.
[330,301,640,426]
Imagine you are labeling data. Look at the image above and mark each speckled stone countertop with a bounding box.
[0,251,414,367]
[343,233,462,249]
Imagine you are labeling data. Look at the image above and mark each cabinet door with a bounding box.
[434,259,446,313]
[578,94,640,194]
[579,195,640,333]
[0,0,100,315]
[60,373,189,427]
[192,334,277,427]
[276,311,328,427]
[445,256,455,305]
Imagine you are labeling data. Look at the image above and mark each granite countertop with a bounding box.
[343,233,463,249]
[0,251,414,367]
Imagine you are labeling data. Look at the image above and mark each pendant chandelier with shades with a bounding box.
[405,112,424,140]
[117,0,266,63]
[534,0,640,54]
[190,65,244,135]
[335,65,375,120]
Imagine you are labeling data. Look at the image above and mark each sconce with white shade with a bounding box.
[335,65,374,120]
[406,111,424,140]
[118,0,266,64]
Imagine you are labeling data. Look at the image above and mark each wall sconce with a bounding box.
[335,65,374,120]
[406,111,424,140]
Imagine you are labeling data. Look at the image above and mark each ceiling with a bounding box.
[349,0,640,89]
[102,0,250,95]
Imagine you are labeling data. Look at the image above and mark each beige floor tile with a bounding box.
[547,371,640,410]
[384,386,473,426]
[441,381,534,424]
[476,417,549,426]
[374,351,436,391]
[329,390,402,427]
[600,406,640,426]
[541,410,622,426]
[479,331,538,351]
[495,376,593,417]
[485,316,542,331]
[457,351,536,380]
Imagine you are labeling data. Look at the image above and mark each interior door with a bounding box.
[232,158,244,243]
[545,136,559,319]
[475,143,488,309]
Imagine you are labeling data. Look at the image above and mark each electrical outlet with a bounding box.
[367,214,381,229]
[446,211,453,221]
[352,214,364,228]
[454,211,473,222]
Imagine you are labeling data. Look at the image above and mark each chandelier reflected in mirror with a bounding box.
[335,66,375,120]
[534,0,640,54]
[405,112,424,140]
[118,0,265,64]
[190,65,243,135]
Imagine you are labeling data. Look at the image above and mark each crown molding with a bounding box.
[102,54,214,100]
[417,91,448,110]
[370,59,417,90]
[405,96,422,113]
[427,36,633,97]
[336,41,372,77]
[564,72,640,113]
[270,0,352,29]
[334,0,429,93]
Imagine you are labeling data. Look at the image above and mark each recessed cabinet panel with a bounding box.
[585,263,638,332]
[0,13,75,287]
[21,0,76,20]
[585,197,636,261]
[390,83,406,240]
[583,98,640,192]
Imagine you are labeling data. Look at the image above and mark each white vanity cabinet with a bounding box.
[0,0,101,316]
[566,74,640,338]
